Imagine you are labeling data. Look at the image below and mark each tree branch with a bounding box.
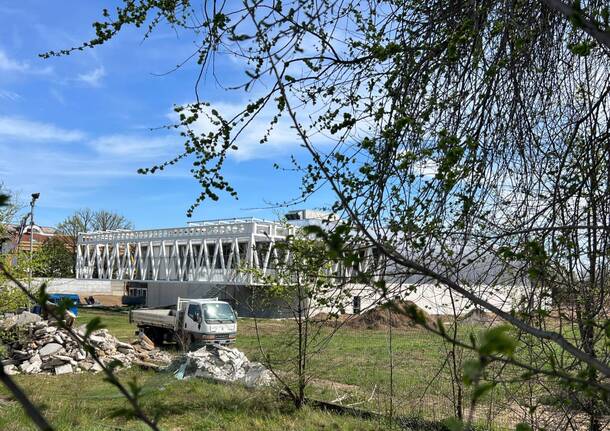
[541,0,610,50]
[0,366,53,431]
[254,7,610,381]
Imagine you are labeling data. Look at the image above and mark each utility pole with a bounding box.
[28,193,40,292]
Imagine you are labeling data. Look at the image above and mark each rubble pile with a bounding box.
[345,300,436,330]
[173,345,274,387]
[1,317,172,376]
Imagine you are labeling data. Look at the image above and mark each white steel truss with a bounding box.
[76,218,381,285]
[76,219,295,284]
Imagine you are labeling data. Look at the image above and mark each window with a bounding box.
[187,304,201,321]
[352,296,361,314]
[203,303,235,322]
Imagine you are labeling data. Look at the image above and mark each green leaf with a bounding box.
[473,382,496,402]
[302,225,327,240]
[515,423,533,431]
[463,359,483,385]
[400,303,428,326]
[479,325,516,357]
[85,317,106,337]
[568,41,595,56]
[442,417,464,431]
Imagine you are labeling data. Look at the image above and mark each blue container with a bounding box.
[47,294,80,316]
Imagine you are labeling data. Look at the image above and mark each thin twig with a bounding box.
[0,264,160,431]
[0,366,53,431]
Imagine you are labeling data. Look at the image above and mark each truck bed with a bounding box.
[130,309,176,329]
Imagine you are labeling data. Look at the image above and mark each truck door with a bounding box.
[185,303,202,333]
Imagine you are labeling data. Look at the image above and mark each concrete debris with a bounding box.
[0,311,42,331]
[138,333,155,351]
[0,313,173,376]
[3,364,18,375]
[54,363,73,375]
[38,342,63,357]
[172,345,274,387]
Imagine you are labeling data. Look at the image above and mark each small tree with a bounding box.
[245,231,353,408]
[0,184,20,252]
[93,210,134,232]
[33,237,74,278]
[0,251,43,313]
[0,184,19,226]
[0,188,30,313]
[55,208,96,250]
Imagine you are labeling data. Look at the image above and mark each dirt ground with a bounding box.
[79,294,123,307]
[340,300,435,330]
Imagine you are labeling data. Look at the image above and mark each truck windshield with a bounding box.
[203,303,235,322]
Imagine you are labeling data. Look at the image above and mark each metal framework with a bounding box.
[76,219,294,285]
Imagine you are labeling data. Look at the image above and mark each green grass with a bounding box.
[236,318,455,415]
[0,310,388,430]
[0,369,386,430]
[76,308,135,341]
[0,309,514,430]
[234,318,518,429]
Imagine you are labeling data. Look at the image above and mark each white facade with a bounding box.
[76,219,294,285]
[315,282,523,316]
[74,217,521,316]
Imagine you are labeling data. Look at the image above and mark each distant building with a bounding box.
[284,209,338,228]
[0,224,60,254]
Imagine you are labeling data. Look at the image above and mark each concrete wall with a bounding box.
[312,282,524,316]
[145,282,293,318]
[395,282,523,315]
[33,278,125,296]
[33,277,525,318]
[146,282,220,308]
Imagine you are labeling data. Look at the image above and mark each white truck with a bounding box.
[129,298,237,348]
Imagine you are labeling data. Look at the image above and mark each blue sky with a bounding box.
[0,1,332,229]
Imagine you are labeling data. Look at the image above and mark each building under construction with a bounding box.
[75,217,292,315]
[72,211,375,316]
[67,209,522,317]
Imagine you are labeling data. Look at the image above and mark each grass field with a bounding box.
[0,368,390,430]
[0,309,510,430]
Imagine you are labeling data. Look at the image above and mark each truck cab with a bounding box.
[130,297,238,348]
[177,298,237,345]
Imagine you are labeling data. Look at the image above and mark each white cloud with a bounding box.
[170,98,331,161]
[0,89,21,101]
[49,88,65,105]
[0,50,29,72]
[0,116,85,142]
[77,67,105,87]
[0,125,188,210]
[0,49,53,75]
[89,134,180,160]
